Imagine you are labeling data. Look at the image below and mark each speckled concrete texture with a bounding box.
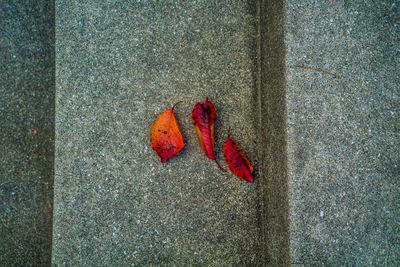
[53,1,263,265]
[285,0,400,265]
[0,1,55,266]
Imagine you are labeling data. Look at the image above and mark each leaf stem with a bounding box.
[215,159,227,172]
[172,100,183,111]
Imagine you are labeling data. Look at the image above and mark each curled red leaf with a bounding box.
[192,98,226,172]
[151,101,184,162]
[223,127,254,182]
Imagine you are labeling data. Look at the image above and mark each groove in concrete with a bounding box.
[259,0,290,265]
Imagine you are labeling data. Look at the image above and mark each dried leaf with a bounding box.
[192,98,226,172]
[223,127,253,182]
[151,101,184,162]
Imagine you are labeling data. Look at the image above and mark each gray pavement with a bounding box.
[53,1,263,265]
[285,0,400,265]
[0,1,55,266]
[1,0,399,265]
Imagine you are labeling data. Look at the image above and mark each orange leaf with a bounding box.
[223,127,253,182]
[151,101,184,163]
[192,98,226,172]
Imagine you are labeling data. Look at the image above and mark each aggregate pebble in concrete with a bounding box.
[0,1,55,266]
[285,0,400,265]
[53,1,262,265]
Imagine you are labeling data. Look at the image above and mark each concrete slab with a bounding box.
[46,0,400,265]
[285,0,400,265]
[0,1,55,266]
[53,1,265,265]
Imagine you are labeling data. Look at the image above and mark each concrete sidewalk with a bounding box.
[0,1,54,266]
[1,0,398,265]
[285,0,399,265]
[52,0,399,265]
[53,1,263,265]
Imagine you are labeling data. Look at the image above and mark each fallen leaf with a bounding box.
[223,127,253,182]
[151,101,184,163]
[192,98,226,172]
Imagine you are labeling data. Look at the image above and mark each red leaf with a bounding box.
[192,98,226,172]
[151,101,185,162]
[223,127,253,182]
